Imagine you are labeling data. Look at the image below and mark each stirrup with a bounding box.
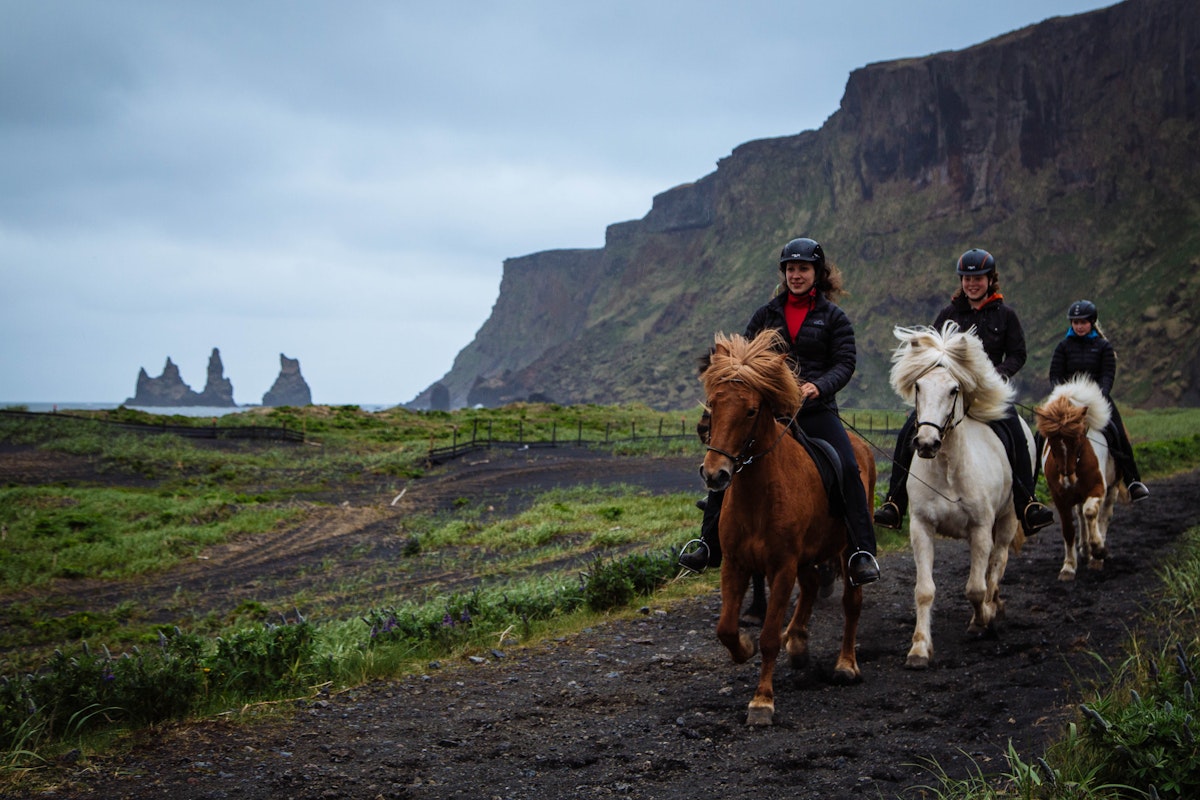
[678,539,711,573]
[847,551,880,587]
[873,500,902,530]
[1022,502,1055,533]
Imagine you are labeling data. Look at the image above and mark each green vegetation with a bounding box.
[1,403,1198,793]
[0,403,710,769]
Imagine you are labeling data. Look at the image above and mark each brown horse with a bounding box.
[699,330,875,726]
[1035,375,1122,580]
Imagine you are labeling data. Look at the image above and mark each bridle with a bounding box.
[913,363,968,441]
[704,382,803,473]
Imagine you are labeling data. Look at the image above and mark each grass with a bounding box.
[1,402,1198,790]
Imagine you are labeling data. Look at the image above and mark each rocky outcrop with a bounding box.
[125,348,236,407]
[262,354,312,407]
[195,348,235,406]
[414,0,1200,410]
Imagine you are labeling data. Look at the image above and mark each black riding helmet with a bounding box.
[779,237,825,269]
[1068,299,1098,323]
[956,248,996,275]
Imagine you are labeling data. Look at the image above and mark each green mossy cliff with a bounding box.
[415,0,1200,411]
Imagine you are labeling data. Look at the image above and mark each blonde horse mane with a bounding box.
[1037,374,1112,438]
[889,321,1014,422]
[702,330,801,416]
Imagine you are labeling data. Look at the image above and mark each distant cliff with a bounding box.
[413,0,1200,411]
[125,348,236,407]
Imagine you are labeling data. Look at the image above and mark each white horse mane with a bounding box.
[1045,374,1112,430]
[889,321,1015,422]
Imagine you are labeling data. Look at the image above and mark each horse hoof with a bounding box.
[904,654,930,670]
[830,667,862,685]
[788,651,810,670]
[1058,569,1076,582]
[966,623,998,640]
[1088,559,1105,571]
[745,705,775,726]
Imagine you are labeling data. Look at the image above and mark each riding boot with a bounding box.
[679,490,723,572]
[874,411,916,530]
[991,411,1054,534]
[843,488,880,586]
[1103,403,1147,500]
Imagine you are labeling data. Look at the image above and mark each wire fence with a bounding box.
[0,409,305,443]
[426,410,909,464]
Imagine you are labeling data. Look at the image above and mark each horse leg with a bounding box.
[743,574,767,625]
[833,575,863,683]
[1057,501,1079,581]
[784,570,815,671]
[716,567,755,665]
[906,522,936,669]
[984,518,1015,624]
[746,567,797,726]
[964,524,996,636]
[1097,485,1118,563]
[1082,495,1106,568]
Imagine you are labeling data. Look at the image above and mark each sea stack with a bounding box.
[262,354,313,407]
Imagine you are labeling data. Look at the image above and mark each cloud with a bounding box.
[0,0,1113,405]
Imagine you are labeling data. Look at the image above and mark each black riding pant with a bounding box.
[1105,399,1142,484]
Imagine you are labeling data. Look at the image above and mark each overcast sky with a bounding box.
[2,0,1114,407]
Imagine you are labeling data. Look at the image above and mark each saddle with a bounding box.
[779,417,845,516]
[984,417,1032,479]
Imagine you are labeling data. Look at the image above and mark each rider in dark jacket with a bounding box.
[873,249,1055,534]
[1048,300,1149,501]
[679,237,880,587]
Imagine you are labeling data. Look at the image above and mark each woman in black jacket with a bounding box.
[873,249,1055,534]
[679,237,879,587]
[1048,300,1149,501]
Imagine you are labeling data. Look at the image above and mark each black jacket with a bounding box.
[1048,333,1116,395]
[744,291,856,413]
[933,295,1027,379]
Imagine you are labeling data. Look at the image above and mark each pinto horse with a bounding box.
[1035,375,1120,580]
[889,322,1031,669]
[700,330,875,726]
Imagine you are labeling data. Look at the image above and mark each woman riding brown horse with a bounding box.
[700,329,875,724]
[681,237,879,588]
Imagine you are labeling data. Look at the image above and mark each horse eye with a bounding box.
[747,407,758,418]
[950,386,959,396]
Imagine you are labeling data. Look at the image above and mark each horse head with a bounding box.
[1035,376,1112,489]
[890,322,1015,458]
[911,367,962,458]
[699,330,800,491]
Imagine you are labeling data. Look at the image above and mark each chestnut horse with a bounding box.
[889,322,1029,669]
[1035,375,1121,580]
[700,330,875,726]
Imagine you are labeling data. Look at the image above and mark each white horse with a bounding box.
[889,322,1033,670]
[1035,376,1120,581]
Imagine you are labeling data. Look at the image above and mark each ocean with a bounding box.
[4,402,395,418]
